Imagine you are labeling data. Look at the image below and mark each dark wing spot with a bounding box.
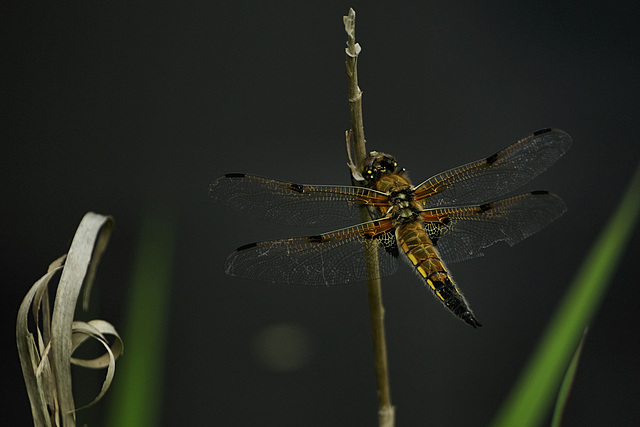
[530,190,549,195]
[290,183,304,193]
[429,217,450,246]
[533,128,552,136]
[485,152,499,165]
[225,173,245,178]
[387,245,399,257]
[479,203,493,212]
[308,235,324,243]
[236,242,258,251]
[380,238,399,257]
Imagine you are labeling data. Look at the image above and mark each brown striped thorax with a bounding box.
[210,128,572,328]
[362,151,423,225]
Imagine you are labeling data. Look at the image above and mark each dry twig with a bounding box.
[343,8,395,427]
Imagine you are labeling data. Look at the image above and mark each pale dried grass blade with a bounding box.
[17,261,65,427]
[70,319,123,369]
[51,212,114,425]
[17,212,121,427]
[70,320,122,411]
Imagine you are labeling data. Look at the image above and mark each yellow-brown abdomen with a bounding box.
[396,222,482,328]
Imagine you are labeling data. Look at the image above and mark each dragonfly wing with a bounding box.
[224,219,399,285]
[210,173,388,227]
[414,128,571,208]
[421,191,567,264]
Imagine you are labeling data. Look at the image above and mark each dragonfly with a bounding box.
[209,128,571,328]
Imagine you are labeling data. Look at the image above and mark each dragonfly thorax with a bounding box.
[387,187,422,224]
[389,187,415,204]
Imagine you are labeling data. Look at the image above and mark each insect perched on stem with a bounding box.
[210,128,571,327]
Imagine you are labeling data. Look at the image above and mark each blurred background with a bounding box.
[3,1,639,426]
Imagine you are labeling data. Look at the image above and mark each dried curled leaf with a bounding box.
[16,212,123,427]
[70,320,123,411]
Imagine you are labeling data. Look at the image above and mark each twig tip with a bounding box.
[343,8,356,38]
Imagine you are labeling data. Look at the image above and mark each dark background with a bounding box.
[3,1,639,426]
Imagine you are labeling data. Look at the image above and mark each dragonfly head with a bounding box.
[362,151,404,184]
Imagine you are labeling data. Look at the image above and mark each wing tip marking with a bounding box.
[236,242,258,251]
[533,128,552,136]
[290,183,304,193]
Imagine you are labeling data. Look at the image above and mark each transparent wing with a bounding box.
[414,128,571,208]
[209,173,389,227]
[224,219,399,285]
[421,191,567,264]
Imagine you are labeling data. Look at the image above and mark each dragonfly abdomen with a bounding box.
[396,222,482,328]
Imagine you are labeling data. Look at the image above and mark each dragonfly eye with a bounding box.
[379,159,397,173]
[361,151,402,183]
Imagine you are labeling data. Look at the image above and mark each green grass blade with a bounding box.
[550,327,588,427]
[491,162,640,427]
[106,212,174,427]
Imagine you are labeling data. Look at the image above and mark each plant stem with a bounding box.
[343,8,395,427]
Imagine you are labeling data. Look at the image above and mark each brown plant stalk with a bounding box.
[343,8,395,427]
